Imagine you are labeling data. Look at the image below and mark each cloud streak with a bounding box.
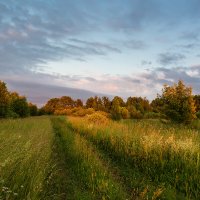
[0,0,200,105]
[158,53,186,66]
[2,64,199,106]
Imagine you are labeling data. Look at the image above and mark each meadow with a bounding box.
[0,116,200,199]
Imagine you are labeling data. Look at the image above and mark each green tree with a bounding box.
[44,98,60,114]
[151,96,164,113]
[58,96,75,109]
[11,95,30,117]
[0,81,10,117]
[120,107,129,119]
[29,103,38,116]
[113,96,125,107]
[194,95,200,112]
[111,96,122,120]
[97,97,104,111]
[102,96,111,112]
[86,97,95,108]
[85,96,99,110]
[161,80,196,123]
[126,97,151,114]
[75,99,83,107]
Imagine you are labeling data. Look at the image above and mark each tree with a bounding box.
[75,99,83,107]
[85,96,99,110]
[38,107,46,116]
[10,94,30,117]
[102,96,111,112]
[97,97,104,111]
[58,96,75,109]
[111,96,122,120]
[126,97,151,114]
[194,95,200,112]
[44,98,60,114]
[0,81,10,117]
[151,96,164,113]
[29,103,38,116]
[112,96,125,107]
[86,97,95,109]
[161,80,196,123]
[120,107,129,119]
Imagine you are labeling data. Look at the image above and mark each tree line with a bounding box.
[1,80,200,123]
[43,80,200,123]
[0,80,40,118]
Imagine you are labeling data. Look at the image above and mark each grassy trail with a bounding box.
[66,119,169,200]
[67,116,200,200]
[1,116,199,199]
[50,117,129,200]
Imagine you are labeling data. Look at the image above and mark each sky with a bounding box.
[0,0,200,106]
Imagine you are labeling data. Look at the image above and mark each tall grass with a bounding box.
[0,117,53,200]
[51,117,128,200]
[68,116,200,199]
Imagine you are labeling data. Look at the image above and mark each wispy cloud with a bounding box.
[158,53,186,66]
[2,65,200,106]
[1,0,200,105]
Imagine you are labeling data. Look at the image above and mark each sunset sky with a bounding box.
[1,0,200,106]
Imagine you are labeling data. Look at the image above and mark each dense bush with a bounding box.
[161,80,196,123]
[144,112,161,119]
[86,112,109,125]
[196,111,200,119]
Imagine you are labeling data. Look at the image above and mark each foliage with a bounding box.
[0,81,40,118]
[161,80,196,123]
[120,107,129,119]
[102,96,111,112]
[44,96,83,114]
[127,97,151,114]
[0,81,10,117]
[75,98,83,107]
[194,95,200,111]
[69,116,200,199]
[144,112,161,119]
[151,96,165,113]
[28,103,38,116]
[86,112,109,125]
[111,96,122,120]
[37,107,46,116]
[10,95,30,117]
[196,111,200,119]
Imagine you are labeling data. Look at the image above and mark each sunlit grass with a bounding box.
[1,115,199,199]
[0,117,53,200]
[51,117,128,200]
[68,116,200,199]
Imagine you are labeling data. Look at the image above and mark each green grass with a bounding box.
[51,116,129,200]
[0,116,53,200]
[1,116,200,199]
[68,116,200,199]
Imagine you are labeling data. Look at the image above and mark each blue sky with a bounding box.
[0,0,200,105]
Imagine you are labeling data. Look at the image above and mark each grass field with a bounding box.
[0,116,200,199]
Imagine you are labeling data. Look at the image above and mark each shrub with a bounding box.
[71,108,95,117]
[161,80,196,123]
[54,109,72,115]
[130,110,143,119]
[196,111,200,119]
[144,112,161,119]
[86,112,109,125]
[120,107,129,119]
